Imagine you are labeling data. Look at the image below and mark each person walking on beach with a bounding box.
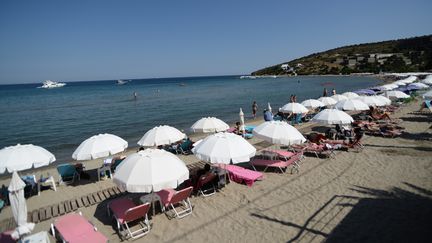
[332,88,336,95]
[252,101,258,119]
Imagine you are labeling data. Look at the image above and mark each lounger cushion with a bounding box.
[109,198,136,224]
[54,213,107,243]
[251,159,290,168]
[156,189,176,207]
[215,164,263,187]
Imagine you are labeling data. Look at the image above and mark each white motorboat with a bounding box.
[39,80,66,89]
[116,80,129,85]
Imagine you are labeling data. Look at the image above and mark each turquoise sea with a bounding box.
[0,75,379,162]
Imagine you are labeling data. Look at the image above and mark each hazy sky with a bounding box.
[0,0,431,84]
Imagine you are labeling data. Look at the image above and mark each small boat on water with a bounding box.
[116,80,129,85]
[240,75,257,79]
[179,83,186,86]
[39,80,66,89]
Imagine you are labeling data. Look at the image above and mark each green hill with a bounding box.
[252,35,432,76]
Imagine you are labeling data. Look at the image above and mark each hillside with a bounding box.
[252,35,432,76]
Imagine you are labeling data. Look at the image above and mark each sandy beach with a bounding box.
[0,99,431,243]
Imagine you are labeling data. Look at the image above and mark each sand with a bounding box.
[1,99,431,243]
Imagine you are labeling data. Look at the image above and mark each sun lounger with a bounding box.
[262,149,295,161]
[156,186,193,219]
[51,212,107,243]
[250,152,303,173]
[213,164,263,187]
[57,163,80,185]
[107,198,151,239]
[194,172,217,197]
[291,143,335,158]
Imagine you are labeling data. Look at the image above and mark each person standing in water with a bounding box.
[252,101,258,119]
[323,88,328,97]
[133,92,137,100]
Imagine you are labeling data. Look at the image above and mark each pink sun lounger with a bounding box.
[107,198,151,239]
[156,186,193,219]
[250,152,303,173]
[214,164,263,187]
[262,149,294,160]
[51,212,107,243]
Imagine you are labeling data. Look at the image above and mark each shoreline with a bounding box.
[0,97,430,242]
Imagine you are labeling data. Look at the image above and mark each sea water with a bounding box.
[0,75,379,162]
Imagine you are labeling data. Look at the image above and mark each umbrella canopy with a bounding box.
[341,92,359,99]
[113,149,189,193]
[280,102,309,114]
[138,125,185,147]
[392,81,407,86]
[331,94,348,102]
[252,121,306,145]
[423,90,432,99]
[354,89,376,95]
[385,90,410,99]
[192,132,256,164]
[421,75,432,85]
[400,76,417,84]
[376,95,392,106]
[0,144,56,174]
[72,133,128,160]
[301,99,325,109]
[190,117,229,133]
[380,84,398,90]
[9,171,35,239]
[318,97,337,106]
[335,99,369,111]
[356,96,387,107]
[407,83,429,90]
[311,109,354,125]
[397,87,409,92]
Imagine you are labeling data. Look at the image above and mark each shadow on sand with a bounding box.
[251,183,432,243]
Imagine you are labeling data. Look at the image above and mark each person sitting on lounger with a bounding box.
[369,106,392,121]
[235,122,245,135]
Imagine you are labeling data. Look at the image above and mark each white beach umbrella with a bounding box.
[280,103,309,114]
[400,76,417,84]
[239,108,245,134]
[380,84,398,90]
[356,96,387,107]
[331,94,348,102]
[376,95,392,106]
[392,81,406,86]
[0,144,56,174]
[113,149,189,193]
[341,92,359,99]
[191,117,229,133]
[191,132,256,164]
[72,133,128,160]
[138,125,185,147]
[311,109,354,125]
[318,97,337,106]
[408,82,429,90]
[335,99,369,111]
[301,99,325,109]
[9,171,35,239]
[421,75,432,85]
[385,90,410,99]
[423,90,432,99]
[252,121,306,145]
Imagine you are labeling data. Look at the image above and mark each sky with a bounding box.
[0,0,431,84]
